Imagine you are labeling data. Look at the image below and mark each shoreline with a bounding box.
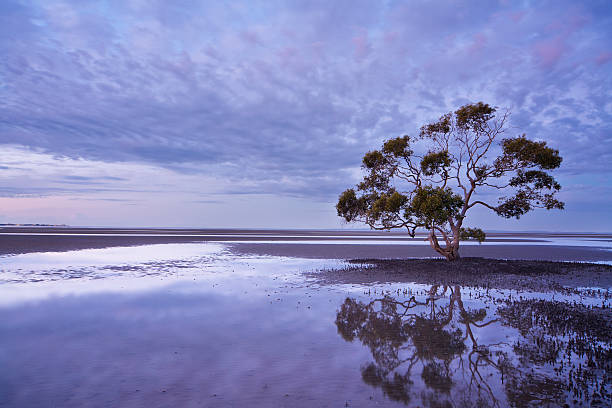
[228,242,612,262]
[0,227,610,266]
[1,233,611,262]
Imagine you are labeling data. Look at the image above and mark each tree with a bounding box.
[336,102,564,261]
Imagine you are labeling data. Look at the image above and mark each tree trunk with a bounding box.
[427,231,461,261]
[446,246,460,261]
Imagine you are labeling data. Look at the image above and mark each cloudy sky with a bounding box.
[1,0,611,230]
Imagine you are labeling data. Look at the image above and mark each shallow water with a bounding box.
[1,232,611,248]
[0,242,610,407]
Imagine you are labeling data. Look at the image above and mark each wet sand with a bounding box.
[0,228,537,256]
[230,242,612,262]
[1,228,611,262]
[0,234,213,255]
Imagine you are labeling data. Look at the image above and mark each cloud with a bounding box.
[0,0,611,227]
[532,36,567,69]
[596,51,612,65]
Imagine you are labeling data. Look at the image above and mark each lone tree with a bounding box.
[336,102,564,261]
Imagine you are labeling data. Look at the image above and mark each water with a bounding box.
[334,285,610,407]
[0,241,610,407]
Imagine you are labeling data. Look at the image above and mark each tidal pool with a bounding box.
[0,242,610,407]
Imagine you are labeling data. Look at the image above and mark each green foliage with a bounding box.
[459,227,486,243]
[409,186,463,226]
[419,113,452,139]
[362,150,387,169]
[509,170,560,190]
[337,188,410,230]
[382,135,412,158]
[372,191,408,219]
[496,190,564,219]
[496,135,562,171]
[336,189,363,222]
[496,191,532,218]
[454,102,496,132]
[420,151,450,176]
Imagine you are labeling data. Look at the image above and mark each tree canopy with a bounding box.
[336,102,564,260]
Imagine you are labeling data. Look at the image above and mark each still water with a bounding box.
[0,243,610,407]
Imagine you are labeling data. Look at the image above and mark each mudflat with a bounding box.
[229,242,612,261]
[1,227,611,262]
[310,257,612,291]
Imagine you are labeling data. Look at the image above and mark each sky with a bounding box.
[0,0,611,231]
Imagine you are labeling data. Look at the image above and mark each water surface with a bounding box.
[0,240,610,407]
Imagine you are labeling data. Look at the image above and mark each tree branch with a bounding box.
[467,200,497,211]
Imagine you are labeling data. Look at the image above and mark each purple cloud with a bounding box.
[596,51,612,65]
[0,0,611,228]
[532,36,567,69]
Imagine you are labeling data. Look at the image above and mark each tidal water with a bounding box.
[0,240,610,407]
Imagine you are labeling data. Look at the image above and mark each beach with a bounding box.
[2,227,611,261]
[0,228,610,407]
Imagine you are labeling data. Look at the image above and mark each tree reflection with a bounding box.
[336,285,501,406]
[335,286,611,407]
